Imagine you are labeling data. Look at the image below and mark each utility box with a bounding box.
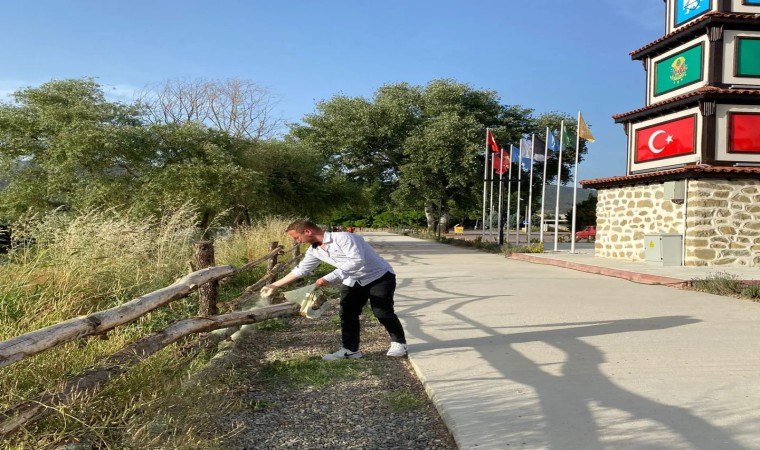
[664,180,685,203]
[644,234,683,266]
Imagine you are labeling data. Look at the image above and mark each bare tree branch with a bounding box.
[135,78,284,139]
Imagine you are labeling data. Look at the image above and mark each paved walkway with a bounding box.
[363,233,760,450]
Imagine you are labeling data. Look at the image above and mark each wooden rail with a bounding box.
[0,240,304,436]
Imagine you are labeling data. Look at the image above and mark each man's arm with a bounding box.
[269,272,300,289]
[261,249,321,294]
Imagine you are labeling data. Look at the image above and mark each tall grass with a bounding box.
[211,216,298,303]
[0,208,296,448]
[1,205,199,329]
[213,216,297,267]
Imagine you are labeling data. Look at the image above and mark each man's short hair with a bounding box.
[286,220,321,233]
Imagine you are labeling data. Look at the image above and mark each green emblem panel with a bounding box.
[654,44,703,96]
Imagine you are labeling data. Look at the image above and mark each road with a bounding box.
[445,229,595,252]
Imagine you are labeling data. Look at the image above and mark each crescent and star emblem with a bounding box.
[647,130,674,154]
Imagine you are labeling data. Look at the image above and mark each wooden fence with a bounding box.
[0,240,304,436]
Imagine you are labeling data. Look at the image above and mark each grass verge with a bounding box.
[690,271,760,302]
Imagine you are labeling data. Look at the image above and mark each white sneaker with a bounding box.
[386,342,408,357]
[322,347,363,361]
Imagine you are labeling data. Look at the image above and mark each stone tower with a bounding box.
[581,0,760,267]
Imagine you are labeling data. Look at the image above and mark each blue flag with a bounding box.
[510,145,520,168]
[519,139,533,170]
[547,130,559,153]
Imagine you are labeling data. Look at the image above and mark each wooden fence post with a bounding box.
[194,241,218,316]
[267,241,279,273]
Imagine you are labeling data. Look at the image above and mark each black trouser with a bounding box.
[339,272,406,352]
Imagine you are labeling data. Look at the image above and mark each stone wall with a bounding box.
[685,179,760,267]
[595,183,684,261]
[596,179,760,267]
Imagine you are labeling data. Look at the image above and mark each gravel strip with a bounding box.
[219,303,457,450]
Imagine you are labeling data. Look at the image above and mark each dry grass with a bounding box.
[0,208,300,449]
[213,216,297,267]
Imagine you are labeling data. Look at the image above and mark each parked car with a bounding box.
[575,225,596,241]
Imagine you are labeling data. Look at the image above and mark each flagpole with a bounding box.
[489,153,495,240]
[527,133,536,244]
[539,127,550,243]
[553,121,565,252]
[570,112,581,254]
[482,129,489,239]
[497,147,504,245]
[505,145,514,244]
[515,140,523,245]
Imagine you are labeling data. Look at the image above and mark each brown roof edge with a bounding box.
[630,12,760,60]
[581,165,760,189]
[612,87,760,123]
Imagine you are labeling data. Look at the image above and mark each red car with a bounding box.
[575,225,596,241]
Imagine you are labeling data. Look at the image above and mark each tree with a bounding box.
[118,126,352,227]
[128,123,261,227]
[565,194,598,231]
[0,79,346,227]
[0,78,146,220]
[237,139,360,224]
[290,79,533,231]
[290,83,421,202]
[136,78,284,140]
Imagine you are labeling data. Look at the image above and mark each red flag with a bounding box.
[730,113,760,152]
[493,153,510,175]
[635,115,696,162]
[487,130,500,153]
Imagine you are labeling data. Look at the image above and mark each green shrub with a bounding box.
[740,283,760,301]
[502,242,544,255]
[690,272,743,296]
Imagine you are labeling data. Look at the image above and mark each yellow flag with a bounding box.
[578,112,595,143]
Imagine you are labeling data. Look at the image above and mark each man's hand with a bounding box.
[260,284,278,297]
[315,278,329,288]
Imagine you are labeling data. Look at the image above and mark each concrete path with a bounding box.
[363,233,760,450]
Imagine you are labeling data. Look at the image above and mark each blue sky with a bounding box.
[1,0,666,183]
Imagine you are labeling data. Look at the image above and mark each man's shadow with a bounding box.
[397,280,747,449]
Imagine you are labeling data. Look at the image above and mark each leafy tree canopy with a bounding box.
[0,78,592,230]
[0,79,349,226]
[0,78,146,219]
[290,79,536,228]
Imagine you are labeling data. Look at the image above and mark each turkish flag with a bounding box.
[730,113,760,153]
[635,115,696,162]
[493,153,510,175]
[487,130,499,153]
